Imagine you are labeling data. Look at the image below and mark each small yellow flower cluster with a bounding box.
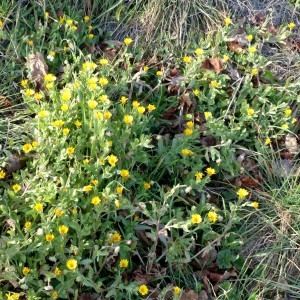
[82,61,97,71]
[181,148,194,156]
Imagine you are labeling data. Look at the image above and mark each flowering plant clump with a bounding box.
[0,4,298,300]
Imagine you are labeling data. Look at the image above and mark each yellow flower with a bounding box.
[88,33,94,39]
[91,196,101,205]
[22,267,30,276]
[0,169,6,179]
[285,108,292,116]
[87,100,98,109]
[58,225,69,235]
[99,95,109,102]
[99,77,108,86]
[186,121,194,128]
[156,71,163,77]
[195,48,204,56]
[99,58,109,65]
[21,79,28,87]
[34,92,43,101]
[91,179,98,185]
[247,34,253,42]
[174,286,181,294]
[44,73,56,82]
[138,285,149,296]
[137,106,146,114]
[34,203,43,212]
[124,37,133,45]
[224,17,232,25]
[120,96,128,105]
[66,259,77,270]
[24,221,31,229]
[12,184,21,192]
[5,292,21,300]
[94,112,103,119]
[46,82,54,89]
[24,88,35,97]
[55,209,64,217]
[28,40,34,46]
[287,22,296,30]
[195,172,204,181]
[206,167,216,176]
[0,20,3,28]
[143,182,151,190]
[61,88,71,101]
[193,89,200,95]
[71,25,77,31]
[67,147,75,155]
[23,143,32,153]
[53,120,64,127]
[191,214,202,224]
[54,267,61,276]
[120,169,130,179]
[111,232,122,243]
[115,200,121,208]
[251,201,259,209]
[116,186,123,194]
[292,117,297,124]
[108,154,118,167]
[183,56,192,63]
[265,138,271,145]
[83,185,93,192]
[66,19,73,25]
[75,120,82,127]
[237,188,249,199]
[251,68,258,75]
[147,104,156,112]
[249,46,257,54]
[45,234,55,242]
[84,15,90,22]
[204,111,212,120]
[143,66,149,71]
[247,108,255,116]
[52,291,58,299]
[82,61,97,71]
[62,128,70,135]
[132,100,140,108]
[61,104,68,111]
[210,80,220,88]
[222,54,229,62]
[32,141,38,147]
[281,123,289,130]
[207,211,218,223]
[181,149,194,156]
[119,259,129,268]
[103,111,112,120]
[184,128,193,136]
[124,114,133,125]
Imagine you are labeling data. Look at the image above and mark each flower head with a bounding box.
[249,46,257,54]
[83,185,93,192]
[66,259,77,270]
[138,285,149,296]
[204,111,212,120]
[207,211,218,223]
[195,172,204,181]
[147,104,156,112]
[265,138,271,145]
[0,169,5,179]
[143,182,151,190]
[119,259,129,268]
[247,34,253,42]
[184,128,193,136]
[108,154,118,166]
[120,169,130,179]
[67,147,75,155]
[34,203,43,212]
[87,100,98,109]
[91,196,101,205]
[251,201,259,209]
[195,48,204,56]
[124,114,133,125]
[174,286,181,294]
[287,22,296,30]
[99,58,109,65]
[61,88,71,101]
[124,37,133,46]
[12,184,21,192]
[58,225,69,235]
[237,188,249,199]
[206,167,216,176]
[285,108,292,116]
[99,77,108,86]
[23,143,32,153]
[191,214,202,224]
[183,56,192,63]
[116,186,123,194]
[247,108,255,116]
[22,267,30,276]
[224,17,232,25]
[110,232,122,243]
[45,234,55,242]
[210,80,220,88]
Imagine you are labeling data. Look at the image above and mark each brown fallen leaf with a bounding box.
[180,289,200,300]
[227,41,244,53]
[201,58,223,74]
[27,52,49,91]
[5,153,28,174]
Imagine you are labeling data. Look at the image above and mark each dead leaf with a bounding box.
[227,41,244,53]
[27,52,49,91]
[240,176,260,188]
[6,153,27,174]
[285,133,299,154]
[181,93,193,109]
[0,96,13,109]
[180,290,200,300]
[201,58,223,74]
